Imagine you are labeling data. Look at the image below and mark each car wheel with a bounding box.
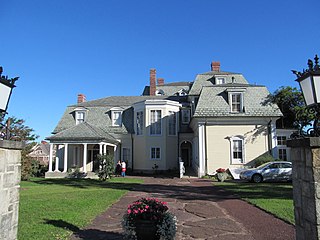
[252,174,263,183]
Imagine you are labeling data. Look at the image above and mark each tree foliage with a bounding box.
[268,86,313,130]
[0,116,38,180]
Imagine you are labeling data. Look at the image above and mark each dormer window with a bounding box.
[74,108,87,125]
[112,111,122,126]
[231,93,242,112]
[216,77,225,85]
[226,88,246,113]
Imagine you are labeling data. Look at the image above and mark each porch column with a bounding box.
[48,143,53,172]
[99,143,103,155]
[63,143,68,172]
[104,144,107,155]
[83,143,87,173]
[55,154,60,172]
[113,145,117,162]
[198,123,205,177]
[270,120,277,157]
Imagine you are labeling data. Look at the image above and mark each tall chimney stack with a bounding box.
[157,78,164,86]
[211,61,220,72]
[77,94,86,104]
[150,69,156,96]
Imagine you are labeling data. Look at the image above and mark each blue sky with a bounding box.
[1,0,319,141]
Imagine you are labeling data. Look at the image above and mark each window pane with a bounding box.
[150,110,161,135]
[231,94,241,112]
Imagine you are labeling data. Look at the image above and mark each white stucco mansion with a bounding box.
[45,61,284,178]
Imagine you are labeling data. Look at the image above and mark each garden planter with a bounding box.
[134,219,160,240]
[217,172,227,182]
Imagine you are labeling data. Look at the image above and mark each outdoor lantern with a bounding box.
[294,55,320,107]
[0,67,17,114]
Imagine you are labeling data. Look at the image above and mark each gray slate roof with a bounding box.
[193,85,282,118]
[189,71,248,96]
[49,96,176,140]
[47,122,118,143]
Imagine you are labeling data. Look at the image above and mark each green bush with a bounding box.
[97,154,115,181]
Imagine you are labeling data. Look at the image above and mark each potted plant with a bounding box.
[216,168,228,182]
[122,197,177,240]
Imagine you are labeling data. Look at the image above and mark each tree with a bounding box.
[267,86,313,131]
[0,116,38,180]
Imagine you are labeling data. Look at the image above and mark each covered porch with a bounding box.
[45,122,119,178]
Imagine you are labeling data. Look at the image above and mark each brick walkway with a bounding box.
[70,177,295,240]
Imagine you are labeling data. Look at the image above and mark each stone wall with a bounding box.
[0,140,24,240]
[287,137,320,240]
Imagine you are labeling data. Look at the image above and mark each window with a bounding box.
[216,77,225,85]
[230,136,245,164]
[168,111,177,135]
[278,149,287,160]
[181,109,190,124]
[150,110,161,135]
[123,148,130,163]
[112,111,122,126]
[76,111,85,125]
[277,136,287,145]
[230,93,242,112]
[151,147,161,160]
[136,111,144,135]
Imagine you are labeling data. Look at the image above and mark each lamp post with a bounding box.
[293,55,320,136]
[0,66,18,140]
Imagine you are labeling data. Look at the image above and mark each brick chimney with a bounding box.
[77,94,86,104]
[157,78,164,86]
[211,61,220,72]
[150,69,156,96]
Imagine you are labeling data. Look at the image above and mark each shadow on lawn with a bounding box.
[44,219,123,240]
[32,177,293,202]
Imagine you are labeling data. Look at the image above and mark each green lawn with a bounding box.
[215,181,294,224]
[18,177,143,240]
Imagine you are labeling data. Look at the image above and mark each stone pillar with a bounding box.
[0,140,24,240]
[287,137,320,240]
[83,143,87,173]
[48,143,53,172]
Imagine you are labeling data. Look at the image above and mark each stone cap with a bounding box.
[0,140,25,150]
[287,137,320,148]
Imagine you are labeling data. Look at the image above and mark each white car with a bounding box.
[239,161,292,183]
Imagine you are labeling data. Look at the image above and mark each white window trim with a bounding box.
[150,147,161,160]
[229,136,245,164]
[149,110,162,136]
[168,111,177,136]
[216,77,226,85]
[229,92,243,113]
[75,110,86,125]
[112,111,123,127]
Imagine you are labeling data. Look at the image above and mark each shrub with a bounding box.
[97,154,114,181]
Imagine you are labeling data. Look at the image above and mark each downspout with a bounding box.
[267,120,272,154]
[131,133,134,171]
[204,119,208,175]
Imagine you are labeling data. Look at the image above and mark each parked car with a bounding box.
[239,161,292,183]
